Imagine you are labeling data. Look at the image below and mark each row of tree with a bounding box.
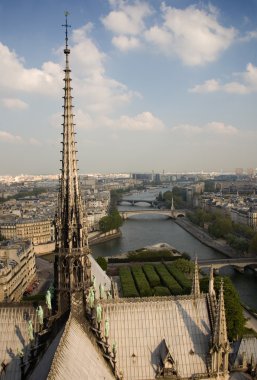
[187,208,257,254]
[99,209,123,233]
[0,187,47,204]
[161,188,187,209]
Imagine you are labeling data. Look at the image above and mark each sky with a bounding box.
[0,0,257,175]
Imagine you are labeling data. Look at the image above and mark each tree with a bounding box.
[163,188,186,209]
[99,209,123,233]
[208,216,232,238]
[200,275,245,340]
[249,233,257,254]
[96,256,107,271]
[215,276,245,341]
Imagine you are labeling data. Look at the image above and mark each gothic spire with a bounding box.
[213,279,228,346]
[56,11,88,251]
[210,279,230,374]
[191,256,200,298]
[54,13,91,315]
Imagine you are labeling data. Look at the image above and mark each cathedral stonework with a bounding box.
[53,13,91,315]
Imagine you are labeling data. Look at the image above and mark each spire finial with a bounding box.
[191,256,200,299]
[209,265,215,296]
[210,277,230,373]
[62,11,71,52]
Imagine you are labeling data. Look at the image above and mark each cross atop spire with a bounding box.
[62,11,71,52]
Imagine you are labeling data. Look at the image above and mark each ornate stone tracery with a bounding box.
[54,13,91,314]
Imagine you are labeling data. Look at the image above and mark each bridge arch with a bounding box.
[120,209,186,220]
[118,199,156,207]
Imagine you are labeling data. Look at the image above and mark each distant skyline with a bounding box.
[0,0,257,175]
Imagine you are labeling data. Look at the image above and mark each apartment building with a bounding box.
[0,240,36,302]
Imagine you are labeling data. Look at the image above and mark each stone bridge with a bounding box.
[120,209,186,220]
[198,257,257,271]
[118,199,157,207]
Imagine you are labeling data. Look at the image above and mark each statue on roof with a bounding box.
[96,304,102,324]
[46,289,52,313]
[92,274,96,289]
[36,305,44,329]
[88,287,95,309]
[27,320,34,342]
[105,318,109,339]
[99,283,104,299]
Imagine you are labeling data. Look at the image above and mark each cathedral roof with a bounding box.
[99,295,211,379]
[231,336,257,369]
[89,254,112,299]
[0,304,40,380]
[47,315,114,380]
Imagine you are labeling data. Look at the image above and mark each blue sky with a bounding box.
[0,0,257,175]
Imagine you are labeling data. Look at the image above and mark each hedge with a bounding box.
[142,264,161,287]
[165,263,192,294]
[154,264,182,295]
[131,266,152,297]
[119,267,139,298]
[109,257,178,263]
[153,286,171,296]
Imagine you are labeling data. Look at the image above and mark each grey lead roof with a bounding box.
[232,336,257,368]
[0,305,40,380]
[101,296,211,379]
[89,254,112,299]
[47,315,114,380]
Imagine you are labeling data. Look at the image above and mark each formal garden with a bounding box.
[119,259,194,297]
[117,258,247,340]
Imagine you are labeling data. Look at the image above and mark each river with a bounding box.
[91,188,257,310]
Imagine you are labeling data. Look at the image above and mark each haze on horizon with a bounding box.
[0,0,257,175]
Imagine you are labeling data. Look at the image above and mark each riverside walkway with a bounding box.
[175,218,240,258]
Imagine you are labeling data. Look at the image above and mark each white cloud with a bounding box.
[50,109,94,130]
[171,122,238,136]
[0,131,23,143]
[145,26,172,47]
[145,4,236,65]
[239,30,257,42]
[206,122,238,135]
[2,98,28,110]
[190,63,257,94]
[0,21,136,117]
[75,109,94,129]
[0,131,41,145]
[71,24,106,78]
[67,24,140,114]
[0,43,62,95]
[106,112,165,131]
[171,124,202,136]
[28,138,41,146]
[102,2,152,36]
[104,3,236,65]
[112,35,140,51]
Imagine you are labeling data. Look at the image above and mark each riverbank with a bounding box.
[89,229,121,246]
[243,306,257,334]
[175,218,239,258]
